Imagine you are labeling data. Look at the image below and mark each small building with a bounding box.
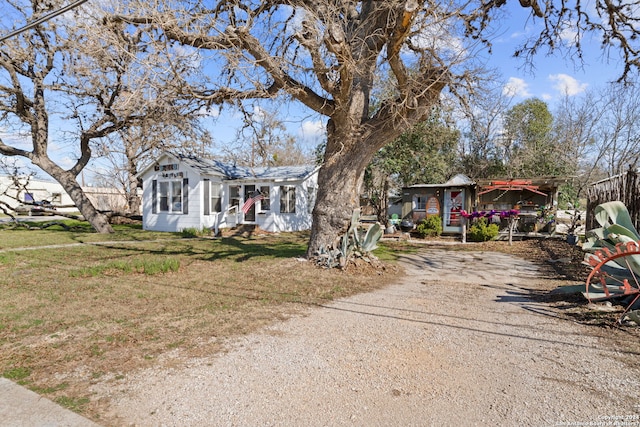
[401,175,567,236]
[0,174,129,214]
[138,152,320,233]
[401,174,476,234]
[475,177,566,233]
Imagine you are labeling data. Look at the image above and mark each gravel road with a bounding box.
[94,249,640,427]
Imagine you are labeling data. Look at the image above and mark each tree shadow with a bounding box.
[92,235,307,262]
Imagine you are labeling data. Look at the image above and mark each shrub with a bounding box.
[181,227,200,238]
[180,227,214,238]
[467,217,499,242]
[416,215,443,238]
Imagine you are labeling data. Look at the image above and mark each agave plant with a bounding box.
[582,201,640,322]
[315,208,383,269]
[583,201,640,268]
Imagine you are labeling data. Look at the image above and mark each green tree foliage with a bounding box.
[370,111,460,188]
[363,110,459,223]
[502,98,568,177]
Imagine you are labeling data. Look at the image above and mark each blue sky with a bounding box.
[490,2,623,107]
[0,1,631,181]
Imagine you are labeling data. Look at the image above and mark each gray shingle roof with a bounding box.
[177,154,317,181]
[406,174,475,188]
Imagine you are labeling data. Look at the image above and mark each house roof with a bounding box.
[177,155,250,179]
[139,152,318,182]
[405,174,475,189]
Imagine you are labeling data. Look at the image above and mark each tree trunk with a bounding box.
[307,129,378,257]
[307,160,362,257]
[126,153,141,215]
[36,159,114,234]
[63,175,114,233]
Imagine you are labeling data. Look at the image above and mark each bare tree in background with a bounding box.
[93,111,212,215]
[457,81,513,179]
[0,0,203,231]
[595,83,640,176]
[109,0,640,255]
[223,105,314,167]
[552,82,640,195]
[552,91,607,202]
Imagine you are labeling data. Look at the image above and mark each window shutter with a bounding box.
[152,180,157,214]
[182,178,189,214]
[203,179,210,216]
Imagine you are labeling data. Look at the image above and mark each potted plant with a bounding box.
[566,209,581,245]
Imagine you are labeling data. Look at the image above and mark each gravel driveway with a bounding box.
[94,249,640,427]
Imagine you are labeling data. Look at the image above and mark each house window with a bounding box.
[159,182,170,211]
[260,186,270,211]
[280,185,296,213]
[157,179,187,213]
[203,180,222,216]
[51,193,62,204]
[413,194,427,211]
[211,183,222,213]
[171,181,182,211]
[229,185,241,209]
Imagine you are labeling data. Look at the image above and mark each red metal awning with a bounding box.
[478,180,548,196]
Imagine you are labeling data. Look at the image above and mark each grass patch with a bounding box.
[31,382,69,394]
[55,395,90,413]
[375,241,421,261]
[0,227,404,423]
[180,227,214,238]
[2,366,31,383]
[0,220,181,250]
[68,257,180,277]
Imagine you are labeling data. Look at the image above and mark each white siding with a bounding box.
[139,154,318,233]
[142,160,201,232]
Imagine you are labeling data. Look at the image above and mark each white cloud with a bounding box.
[411,23,467,59]
[198,106,221,118]
[297,119,325,143]
[510,31,528,39]
[548,74,588,96]
[0,128,31,150]
[57,156,77,170]
[502,77,531,98]
[541,93,553,101]
[251,105,267,122]
[559,26,578,46]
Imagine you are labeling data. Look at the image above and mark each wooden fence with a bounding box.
[586,170,640,231]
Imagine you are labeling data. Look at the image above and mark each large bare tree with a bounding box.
[115,0,640,252]
[0,0,202,231]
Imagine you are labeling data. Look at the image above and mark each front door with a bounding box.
[443,188,464,233]
[243,185,256,222]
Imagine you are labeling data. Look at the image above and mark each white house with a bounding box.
[138,152,320,233]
